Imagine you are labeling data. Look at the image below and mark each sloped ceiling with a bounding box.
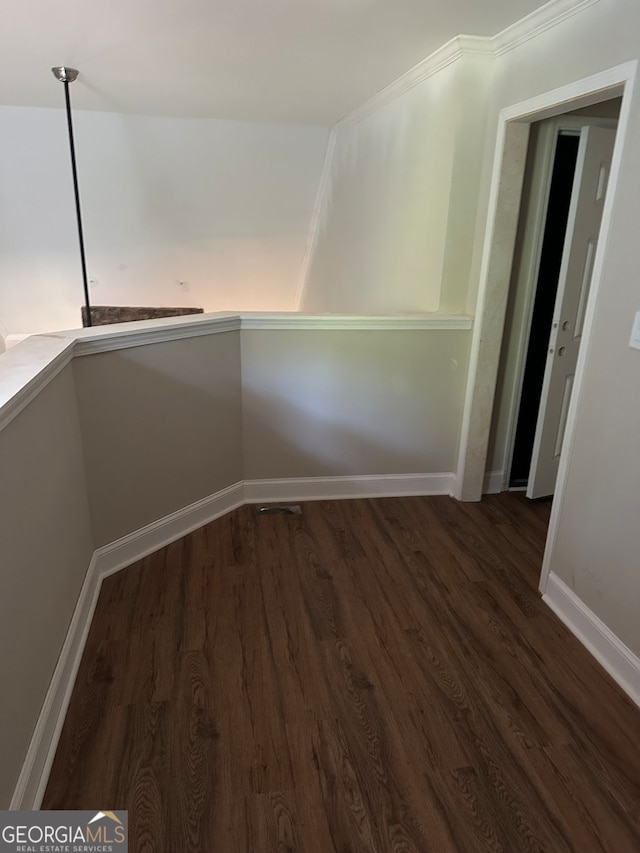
[1,0,550,125]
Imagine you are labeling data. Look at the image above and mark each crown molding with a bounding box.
[336,35,489,129]
[456,34,495,58]
[493,0,600,57]
[336,0,601,128]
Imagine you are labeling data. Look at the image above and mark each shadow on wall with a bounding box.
[30,326,474,550]
[240,330,469,480]
[242,385,436,479]
[72,332,243,547]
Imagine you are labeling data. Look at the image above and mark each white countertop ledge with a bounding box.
[0,336,76,430]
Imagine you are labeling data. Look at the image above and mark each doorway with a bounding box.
[488,101,620,498]
[509,131,580,488]
[453,61,636,591]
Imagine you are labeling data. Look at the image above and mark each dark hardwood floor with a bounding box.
[43,494,640,852]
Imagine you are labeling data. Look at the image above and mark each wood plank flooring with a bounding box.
[43,494,640,852]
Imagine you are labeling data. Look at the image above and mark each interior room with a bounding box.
[1,0,639,849]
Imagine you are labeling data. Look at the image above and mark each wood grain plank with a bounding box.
[43,495,640,853]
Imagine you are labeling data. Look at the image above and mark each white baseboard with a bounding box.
[12,473,455,807]
[10,552,102,810]
[24,477,640,809]
[94,482,245,578]
[543,572,640,708]
[244,472,455,503]
[482,470,504,494]
[10,481,244,810]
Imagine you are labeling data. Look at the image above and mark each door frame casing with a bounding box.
[453,61,638,591]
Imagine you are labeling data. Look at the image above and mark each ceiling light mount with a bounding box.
[51,66,79,84]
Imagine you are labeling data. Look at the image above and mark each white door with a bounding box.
[527,125,616,499]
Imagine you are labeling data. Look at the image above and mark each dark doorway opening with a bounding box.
[509,133,580,487]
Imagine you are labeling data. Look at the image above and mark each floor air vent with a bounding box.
[256,505,302,515]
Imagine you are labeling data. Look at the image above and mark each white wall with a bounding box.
[300,54,492,314]
[300,0,640,657]
[0,365,94,808]
[241,329,470,479]
[4,1,640,808]
[72,332,243,547]
[0,107,329,335]
[0,316,471,806]
[472,0,640,655]
[72,326,469,545]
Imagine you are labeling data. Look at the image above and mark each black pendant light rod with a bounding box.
[52,66,92,327]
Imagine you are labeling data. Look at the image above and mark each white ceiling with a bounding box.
[1,0,549,126]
